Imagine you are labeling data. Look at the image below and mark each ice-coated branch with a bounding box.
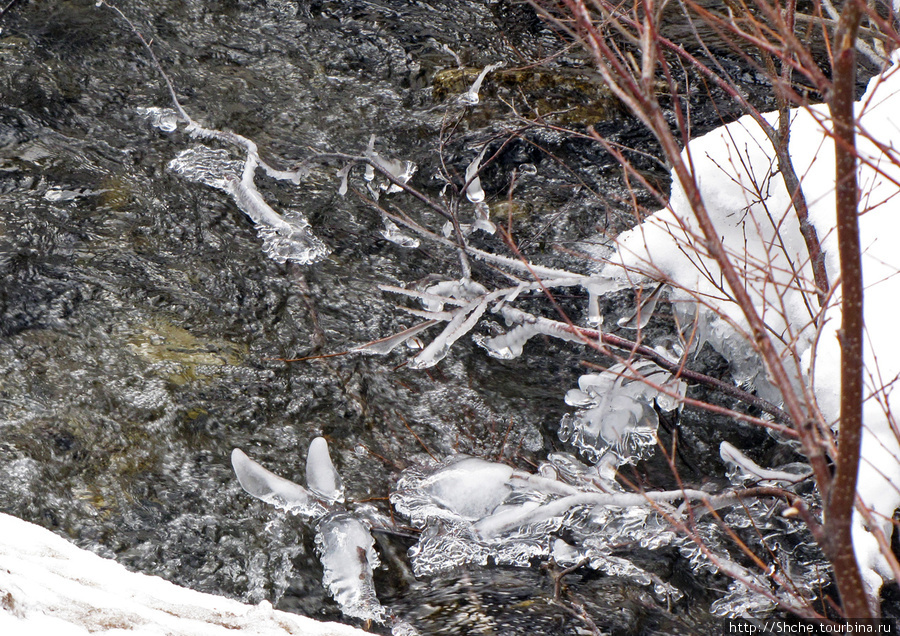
[719,442,812,485]
[101,1,328,265]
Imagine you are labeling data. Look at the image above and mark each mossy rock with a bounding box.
[432,66,624,125]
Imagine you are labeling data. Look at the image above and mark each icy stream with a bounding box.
[0,0,845,633]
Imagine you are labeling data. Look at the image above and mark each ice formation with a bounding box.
[315,514,386,623]
[232,438,387,624]
[463,145,489,203]
[168,145,329,264]
[559,360,687,472]
[139,107,330,265]
[232,448,331,518]
[306,437,345,503]
[459,62,504,106]
[719,441,811,486]
[355,135,418,195]
[390,453,683,600]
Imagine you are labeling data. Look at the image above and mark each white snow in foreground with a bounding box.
[0,512,366,636]
[597,58,900,596]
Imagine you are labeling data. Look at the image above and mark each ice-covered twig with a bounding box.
[720,442,812,485]
[408,296,492,369]
[475,305,593,359]
[102,1,328,264]
[351,320,439,355]
[378,284,469,308]
[167,146,330,264]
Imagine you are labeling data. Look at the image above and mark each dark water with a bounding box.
[0,1,781,633]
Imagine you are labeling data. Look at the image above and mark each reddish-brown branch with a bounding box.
[826,0,871,619]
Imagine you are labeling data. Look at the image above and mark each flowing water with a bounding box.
[0,1,801,633]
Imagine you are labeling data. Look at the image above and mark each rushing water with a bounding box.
[0,1,806,633]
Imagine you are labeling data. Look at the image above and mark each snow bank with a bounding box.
[598,59,900,597]
[0,512,366,636]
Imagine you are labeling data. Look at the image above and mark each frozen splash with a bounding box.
[232,439,387,624]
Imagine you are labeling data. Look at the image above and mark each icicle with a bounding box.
[459,62,504,105]
[337,164,352,196]
[464,145,489,203]
[364,135,376,182]
[472,201,496,234]
[306,437,344,503]
[617,282,665,330]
